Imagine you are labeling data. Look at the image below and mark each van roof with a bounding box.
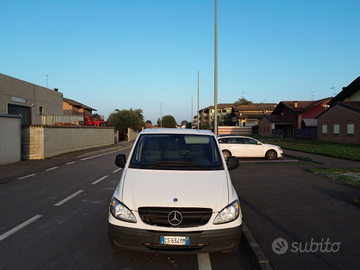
[140,128,214,136]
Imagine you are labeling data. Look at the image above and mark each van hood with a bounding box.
[119,169,229,212]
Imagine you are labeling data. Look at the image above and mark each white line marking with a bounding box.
[0,215,42,241]
[46,166,59,171]
[92,175,108,185]
[54,190,84,206]
[18,174,35,179]
[112,168,122,173]
[197,253,212,270]
[66,161,76,165]
[80,151,118,161]
[77,145,132,160]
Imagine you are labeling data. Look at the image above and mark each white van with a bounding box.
[108,129,242,254]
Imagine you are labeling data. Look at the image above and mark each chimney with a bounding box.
[54,88,58,92]
[293,101,298,108]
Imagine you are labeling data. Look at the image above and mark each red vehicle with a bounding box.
[84,116,106,127]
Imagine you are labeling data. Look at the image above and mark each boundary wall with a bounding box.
[127,127,139,141]
[218,126,252,136]
[0,114,22,165]
[21,126,116,160]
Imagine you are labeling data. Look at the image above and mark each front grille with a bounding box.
[138,207,213,228]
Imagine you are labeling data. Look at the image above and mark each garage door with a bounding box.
[8,104,31,125]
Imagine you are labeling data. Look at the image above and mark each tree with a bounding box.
[181,120,188,126]
[200,122,211,130]
[234,97,253,106]
[134,108,145,128]
[220,113,234,126]
[186,122,192,129]
[161,115,177,128]
[91,113,102,121]
[107,109,142,140]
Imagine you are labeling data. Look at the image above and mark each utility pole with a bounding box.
[160,103,162,128]
[214,0,218,136]
[197,70,200,129]
[191,97,193,128]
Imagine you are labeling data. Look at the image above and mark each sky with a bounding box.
[1,0,359,125]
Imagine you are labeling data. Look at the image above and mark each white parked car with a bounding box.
[108,129,242,254]
[218,135,283,160]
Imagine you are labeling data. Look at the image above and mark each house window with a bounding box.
[39,106,43,115]
[347,124,355,135]
[333,124,340,135]
[322,125,327,134]
[267,127,269,132]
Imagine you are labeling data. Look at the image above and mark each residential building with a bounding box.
[317,77,360,144]
[233,103,277,126]
[258,115,294,137]
[197,103,276,128]
[63,97,95,117]
[198,104,234,127]
[259,97,332,138]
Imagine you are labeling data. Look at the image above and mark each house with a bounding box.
[259,97,332,138]
[233,103,277,126]
[317,77,360,144]
[63,97,96,117]
[198,104,234,127]
[197,103,276,128]
[258,115,294,137]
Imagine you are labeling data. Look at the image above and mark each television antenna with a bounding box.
[310,91,315,101]
[330,87,336,96]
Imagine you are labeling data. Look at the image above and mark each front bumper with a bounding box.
[108,223,242,254]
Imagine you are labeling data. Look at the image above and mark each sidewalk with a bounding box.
[283,149,360,168]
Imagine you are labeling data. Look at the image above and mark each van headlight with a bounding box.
[213,200,240,224]
[109,197,137,223]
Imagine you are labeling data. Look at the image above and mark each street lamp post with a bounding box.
[214,0,218,135]
[160,103,162,128]
[197,70,200,130]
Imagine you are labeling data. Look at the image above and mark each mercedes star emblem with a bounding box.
[168,210,183,226]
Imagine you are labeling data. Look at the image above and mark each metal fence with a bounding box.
[295,128,317,139]
[41,115,84,125]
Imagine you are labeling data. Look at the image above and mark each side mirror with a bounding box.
[227,156,239,171]
[115,153,127,168]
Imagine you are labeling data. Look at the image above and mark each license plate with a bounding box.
[160,236,190,246]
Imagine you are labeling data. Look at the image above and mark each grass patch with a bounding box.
[310,168,360,187]
[262,139,360,162]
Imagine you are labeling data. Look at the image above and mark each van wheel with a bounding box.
[222,150,231,161]
[265,150,277,160]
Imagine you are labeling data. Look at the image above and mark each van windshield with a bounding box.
[129,134,224,170]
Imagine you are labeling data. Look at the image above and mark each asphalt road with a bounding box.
[230,150,360,270]
[0,142,253,270]
[1,142,359,269]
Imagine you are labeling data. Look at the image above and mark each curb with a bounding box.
[242,222,273,270]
